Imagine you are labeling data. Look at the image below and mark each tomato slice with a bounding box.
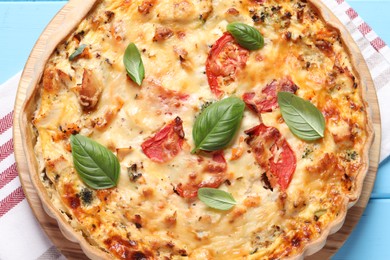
[141,117,185,163]
[243,77,298,113]
[176,151,227,198]
[206,33,249,97]
[269,140,296,190]
[245,124,296,190]
[139,79,189,116]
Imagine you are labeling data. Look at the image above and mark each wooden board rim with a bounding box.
[12,1,381,259]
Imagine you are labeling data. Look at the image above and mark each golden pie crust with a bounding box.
[20,0,374,259]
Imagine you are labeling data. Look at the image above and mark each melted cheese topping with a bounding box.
[32,0,371,259]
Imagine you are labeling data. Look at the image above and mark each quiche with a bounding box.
[21,0,374,259]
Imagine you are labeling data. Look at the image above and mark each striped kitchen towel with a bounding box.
[0,73,65,260]
[0,0,389,259]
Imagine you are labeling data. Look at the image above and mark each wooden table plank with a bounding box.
[346,0,390,199]
[371,159,390,199]
[334,199,390,259]
[0,2,67,82]
[348,1,390,45]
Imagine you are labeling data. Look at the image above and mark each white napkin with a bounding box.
[0,0,389,259]
[0,73,63,259]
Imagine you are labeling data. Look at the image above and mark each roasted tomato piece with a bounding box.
[206,33,249,97]
[176,151,227,198]
[245,124,296,190]
[141,117,185,163]
[156,84,189,107]
[243,77,298,113]
[269,140,296,190]
[138,79,189,116]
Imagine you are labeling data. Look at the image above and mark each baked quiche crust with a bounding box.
[21,0,374,259]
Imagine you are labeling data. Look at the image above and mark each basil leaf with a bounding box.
[192,97,245,153]
[226,22,264,50]
[277,92,325,141]
[69,44,87,61]
[70,134,120,189]
[123,43,145,86]
[198,188,236,210]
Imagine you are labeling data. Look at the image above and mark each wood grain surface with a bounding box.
[12,0,381,259]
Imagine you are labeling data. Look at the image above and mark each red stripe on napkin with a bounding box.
[371,37,386,51]
[0,139,13,163]
[0,111,13,135]
[0,186,25,218]
[346,8,358,20]
[336,0,344,4]
[358,23,372,36]
[0,163,18,189]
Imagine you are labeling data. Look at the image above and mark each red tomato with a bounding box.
[176,151,227,198]
[243,77,298,113]
[206,33,249,97]
[156,84,189,105]
[141,117,185,163]
[140,79,189,116]
[245,124,296,190]
[269,140,296,190]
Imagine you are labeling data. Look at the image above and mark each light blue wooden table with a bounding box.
[0,0,389,258]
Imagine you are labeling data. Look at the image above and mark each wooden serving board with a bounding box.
[13,0,381,259]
